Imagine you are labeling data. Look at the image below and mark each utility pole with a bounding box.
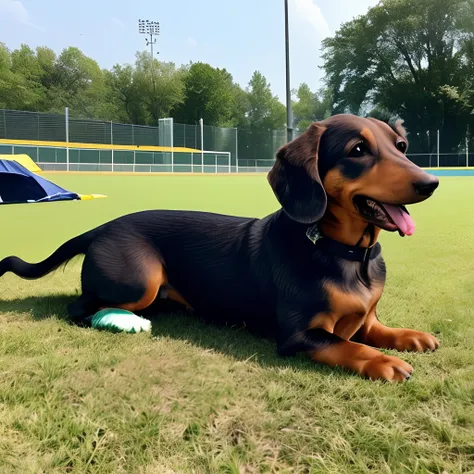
[284,0,293,143]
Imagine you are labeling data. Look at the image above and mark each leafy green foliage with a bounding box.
[121,52,187,125]
[0,44,289,131]
[321,0,474,152]
[0,43,42,111]
[173,62,238,126]
[292,83,332,132]
[245,71,286,132]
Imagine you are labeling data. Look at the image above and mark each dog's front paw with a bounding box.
[390,329,439,352]
[361,354,413,382]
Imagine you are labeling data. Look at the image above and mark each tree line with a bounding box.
[0,44,303,135]
[322,0,474,153]
[1,0,473,153]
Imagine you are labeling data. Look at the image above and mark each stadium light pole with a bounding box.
[138,19,160,58]
[138,19,160,122]
[284,0,293,143]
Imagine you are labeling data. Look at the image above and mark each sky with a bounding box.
[0,0,379,102]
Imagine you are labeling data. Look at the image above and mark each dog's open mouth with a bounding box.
[353,196,416,236]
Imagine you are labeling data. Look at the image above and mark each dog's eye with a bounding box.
[396,141,407,153]
[348,143,368,158]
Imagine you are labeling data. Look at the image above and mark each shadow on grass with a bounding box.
[0,294,76,321]
[0,294,322,373]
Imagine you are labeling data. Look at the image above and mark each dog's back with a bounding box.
[114,210,278,330]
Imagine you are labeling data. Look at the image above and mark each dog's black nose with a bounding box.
[413,179,439,196]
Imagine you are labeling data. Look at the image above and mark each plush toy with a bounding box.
[91,308,151,334]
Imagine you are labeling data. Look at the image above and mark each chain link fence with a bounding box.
[0,108,473,172]
[0,109,284,172]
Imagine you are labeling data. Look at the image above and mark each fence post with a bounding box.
[235,127,238,173]
[466,135,469,168]
[199,118,204,167]
[436,129,440,168]
[111,121,114,171]
[65,107,70,171]
[171,121,174,173]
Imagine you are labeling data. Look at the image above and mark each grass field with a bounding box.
[1,174,473,474]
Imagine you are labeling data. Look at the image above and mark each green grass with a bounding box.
[1,174,473,474]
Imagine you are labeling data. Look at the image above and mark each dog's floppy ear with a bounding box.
[267,122,327,224]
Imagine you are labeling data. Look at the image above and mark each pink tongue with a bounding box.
[382,204,416,236]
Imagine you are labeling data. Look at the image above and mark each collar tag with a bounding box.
[306,224,323,245]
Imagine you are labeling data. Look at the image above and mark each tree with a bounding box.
[246,71,286,132]
[106,64,144,124]
[45,47,111,119]
[321,0,474,152]
[35,46,56,88]
[173,62,238,126]
[132,52,186,124]
[10,44,46,110]
[292,83,333,132]
[0,43,45,110]
[229,83,250,128]
[0,40,298,138]
[234,71,287,163]
[106,54,186,125]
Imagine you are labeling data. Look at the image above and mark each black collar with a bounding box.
[306,224,381,262]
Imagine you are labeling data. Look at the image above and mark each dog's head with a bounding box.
[268,114,439,236]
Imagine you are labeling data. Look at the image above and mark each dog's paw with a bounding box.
[361,354,413,382]
[390,329,440,353]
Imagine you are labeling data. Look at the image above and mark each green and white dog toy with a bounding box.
[91,308,151,334]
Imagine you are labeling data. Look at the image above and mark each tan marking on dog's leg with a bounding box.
[115,262,166,313]
[308,339,413,381]
[358,312,440,352]
[166,286,193,311]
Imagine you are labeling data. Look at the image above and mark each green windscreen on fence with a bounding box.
[1,108,474,169]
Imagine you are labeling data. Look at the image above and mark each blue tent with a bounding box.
[0,159,105,205]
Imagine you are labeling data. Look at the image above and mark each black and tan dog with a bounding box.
[0,114,440,381]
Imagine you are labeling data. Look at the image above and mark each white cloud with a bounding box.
[0,0,29,24]
[111,17,125,28]
[0,0,43,30]
[186,37,197,47]
[291,0,331,39]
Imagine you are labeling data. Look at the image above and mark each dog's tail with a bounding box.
[0,227,102,280]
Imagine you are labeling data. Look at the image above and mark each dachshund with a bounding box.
[0,114,440,382]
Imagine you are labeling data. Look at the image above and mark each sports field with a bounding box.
[1,174,473,473]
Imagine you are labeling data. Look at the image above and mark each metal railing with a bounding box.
[2,141,474,175]
[0,143,233,174]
